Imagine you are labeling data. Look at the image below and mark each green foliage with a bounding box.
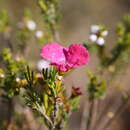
[0,10,10,32]
[84,15,130,76]
[2,48,25,73]
[0,73,20,99]
[69,96,80,112]
[0,48,25,99]
[101,15,130,73]
[38,0,61,42]
[87,72,107,100]
[15,9,35,51]
[38,0,61,25]
[23,66,81,130]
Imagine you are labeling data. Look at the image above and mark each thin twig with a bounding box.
[50,23,61,43]
[36,103,54,129]
[80,98,89,130]
[93,98,112,130]
[96,99,129,130]
[103,101,129,130]
[89,99,98,130]
[7,99,14,130]
[86,100,95,130]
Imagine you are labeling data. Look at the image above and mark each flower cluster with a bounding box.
[17,19,44,39]
[40,43,90,72]
[89,25,108,46]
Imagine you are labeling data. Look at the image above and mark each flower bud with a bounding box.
[16,77,21,82]
[101,30,108,37]
[107,112,114,118]
[26,20,36,31]
[35,30,43,38]
[72,86,82,96]
[97,37,105,46]
[90,25,100,34]
[57,75,63,81]
[0,74,5,78]
[15,56,21,62]
[37,60,50,72]
[89,34,98,42]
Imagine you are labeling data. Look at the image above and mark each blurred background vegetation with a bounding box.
[0,0,130,130]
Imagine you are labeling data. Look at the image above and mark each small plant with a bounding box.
[0,48,26,129]
[23,43,89,130]
[80,15,130,130]
[0,0,130,130]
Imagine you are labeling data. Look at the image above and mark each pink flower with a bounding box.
[64,44,89,67]
[40,43,66,64]
[40,43,89,72]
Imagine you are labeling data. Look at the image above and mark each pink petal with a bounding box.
[51,63,71,72]
[40,43,67,64]
[58,64,68,72]
[65,44,90,68]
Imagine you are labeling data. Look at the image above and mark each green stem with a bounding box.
[6,98,14,130]
[49,23,61,43]
[35,102,54,129]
